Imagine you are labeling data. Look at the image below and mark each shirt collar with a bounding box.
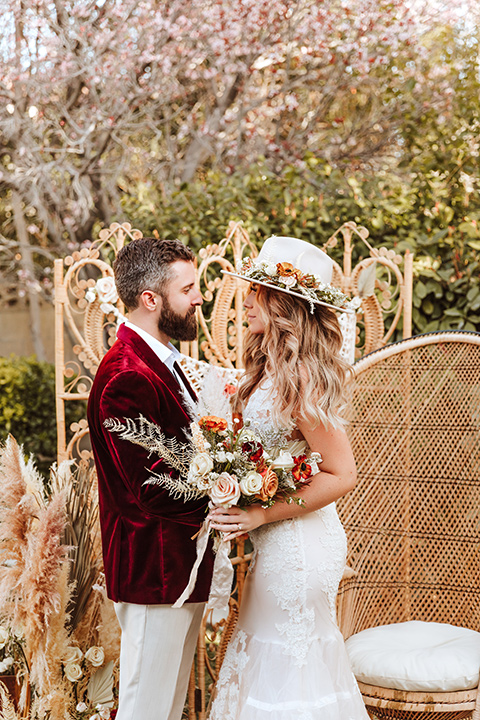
[123,319,180,369]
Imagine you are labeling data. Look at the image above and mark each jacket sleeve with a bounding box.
[98,369,205,521]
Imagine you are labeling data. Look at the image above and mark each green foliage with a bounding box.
[120,155,480,337]
[0,355,85,476]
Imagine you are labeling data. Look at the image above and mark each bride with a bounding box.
[208,236,369,719]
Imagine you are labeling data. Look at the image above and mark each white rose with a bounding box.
[196,475,215,492]
[85,646,105,667]
[237,426,258,443]
[96,276,118,304]
[270,451,295,470]
[97,708,111,720]
[76,702,88,712]
[85,289,97,303]
[239,471,263,496]
[264,263,277,277]
[0,626,9,650]
[190,452,214,478]
[281,275,297,288]
[209,472,241,508]
[64,661,83,682]
[64,646,83,663]
[2,657,14,669]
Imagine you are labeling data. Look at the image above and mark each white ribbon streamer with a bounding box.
[173,517,233,614]
[206,537,233,613]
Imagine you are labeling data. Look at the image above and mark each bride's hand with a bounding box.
[208,505,266,541]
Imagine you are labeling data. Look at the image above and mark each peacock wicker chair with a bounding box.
[337,331,480,720]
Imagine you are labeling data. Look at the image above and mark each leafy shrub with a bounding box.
[0,355,85,476]
[120,156,480,336]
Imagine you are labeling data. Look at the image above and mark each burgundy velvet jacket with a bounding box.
[87,324,214,605]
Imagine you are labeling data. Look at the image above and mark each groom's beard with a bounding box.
[158,294,198,341]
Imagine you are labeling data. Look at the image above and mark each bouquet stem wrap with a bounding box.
[173,516,233,613]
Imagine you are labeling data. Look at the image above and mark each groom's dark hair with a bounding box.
[114,237,195,310]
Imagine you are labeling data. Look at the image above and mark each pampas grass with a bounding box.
[0,439,118,720]
[0,437,40,623]
[19,491,69,686]
[91,577,121,664]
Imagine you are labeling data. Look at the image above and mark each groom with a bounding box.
[87,237,214,720]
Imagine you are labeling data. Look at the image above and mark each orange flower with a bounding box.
[292,455,312,482]
[199,415,228,432]
[258,468,279,502]
[223,383,237,396]
[276,262,297,277]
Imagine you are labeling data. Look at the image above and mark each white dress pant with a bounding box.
[114,601,204,720]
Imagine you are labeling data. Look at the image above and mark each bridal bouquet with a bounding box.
[104,374,322,612]
[184,414,320,510]
[104,413,320,512]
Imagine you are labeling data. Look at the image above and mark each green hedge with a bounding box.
[0,355,85,476]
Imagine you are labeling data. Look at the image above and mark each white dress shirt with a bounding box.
[123,320,194,406]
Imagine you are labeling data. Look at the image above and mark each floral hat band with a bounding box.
[222,235,356,314]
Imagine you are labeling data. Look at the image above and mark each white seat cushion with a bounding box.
[345,621,480,692]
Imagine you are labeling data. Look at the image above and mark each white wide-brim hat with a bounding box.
[222,235,354,314]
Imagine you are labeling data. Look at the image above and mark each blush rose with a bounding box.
[210,472,241,508]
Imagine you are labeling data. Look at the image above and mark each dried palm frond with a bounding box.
[57,462,102,633]
[87,660,115,708]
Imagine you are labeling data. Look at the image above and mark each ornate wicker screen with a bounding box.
[53,220,414,719]
[337,331,480,719]
[54,220,413,462]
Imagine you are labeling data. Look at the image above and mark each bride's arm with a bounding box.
[209,420,357,540]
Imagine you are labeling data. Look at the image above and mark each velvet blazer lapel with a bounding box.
[116,324,196,414]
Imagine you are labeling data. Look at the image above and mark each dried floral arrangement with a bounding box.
[0,437,121,720]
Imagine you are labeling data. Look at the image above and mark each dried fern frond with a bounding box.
[104,415,195,477]
[0,681,20,720]
[143,470,205,501]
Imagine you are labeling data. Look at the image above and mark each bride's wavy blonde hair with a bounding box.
[235,285,351,429]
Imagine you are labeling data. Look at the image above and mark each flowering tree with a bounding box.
[0,0,478,355]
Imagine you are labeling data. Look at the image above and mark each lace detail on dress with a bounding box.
[313,504,348,621]
[209,382,370,720]
[251,519,315,667]
[209,630,249,720]
[243,381,292,447]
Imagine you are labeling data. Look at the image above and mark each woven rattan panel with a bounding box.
[367,710,472,720]
[338,334,480,639]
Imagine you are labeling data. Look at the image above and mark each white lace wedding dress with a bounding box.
[208,385,369,720]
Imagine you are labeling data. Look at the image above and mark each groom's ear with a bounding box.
[139,289,161,313]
